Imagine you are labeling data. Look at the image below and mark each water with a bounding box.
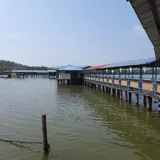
[0,79,160,160]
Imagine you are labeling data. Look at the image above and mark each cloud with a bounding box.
[133,25,145,36]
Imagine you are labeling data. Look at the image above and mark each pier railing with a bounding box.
[84,76,159,95]
[84,66,160,97]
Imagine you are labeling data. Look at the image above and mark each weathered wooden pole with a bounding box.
[42,115,50,153]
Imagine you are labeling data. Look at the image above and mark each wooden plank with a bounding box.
[142,82,153,91]
[153,38,160,45]
[121,80,127,86]
[131,0,148,8]
[108,79,112,84]
[135,2,151,15]
[114,79,119,85]
[155,0,160,5]
[141,15,154,25]
[146,25,159,35]
[139,10,153,20]
[100,78,103,82]
[130,81,138,88]
[156,84,160,93]
[143,21,156,30]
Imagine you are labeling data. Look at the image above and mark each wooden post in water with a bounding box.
[42,115,49,153]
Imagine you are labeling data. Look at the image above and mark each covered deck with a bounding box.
[84,57,160,110]
[56,65,89,85]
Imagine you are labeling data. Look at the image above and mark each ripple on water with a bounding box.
[0,79,160,160]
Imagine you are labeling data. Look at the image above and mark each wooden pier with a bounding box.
[83,58,160,111]
[56,65,88,85]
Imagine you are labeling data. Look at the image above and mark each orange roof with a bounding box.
[84,64,107,70]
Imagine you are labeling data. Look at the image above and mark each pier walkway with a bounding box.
[84,57,160,111]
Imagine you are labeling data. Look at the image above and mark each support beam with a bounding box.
[135,93,139,105]
[148,0,160,34]
[120,90,123,100]
[129,92,132,103]
[117,90,120,98]
[144,96,147,107]
[125,91,128,101]
[146,96,152,110]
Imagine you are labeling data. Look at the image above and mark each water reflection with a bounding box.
[1,79,160,160]
[83,87,160,160]
[42,152,49,160]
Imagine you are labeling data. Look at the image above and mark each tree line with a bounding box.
[0,60,50,71]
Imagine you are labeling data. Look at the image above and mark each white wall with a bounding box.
[58,71,71,80]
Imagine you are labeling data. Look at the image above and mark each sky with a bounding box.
[0,0,154,67]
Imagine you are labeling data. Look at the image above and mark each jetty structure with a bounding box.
[84,57,160,111]
[56,65,89,85]
[0,70,56,78]
[82,0,160,111]
[55,56,160,111]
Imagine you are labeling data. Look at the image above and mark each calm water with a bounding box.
[0,79,160,160]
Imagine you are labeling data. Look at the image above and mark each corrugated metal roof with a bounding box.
[57,65,83,71]
[103,57,156,69]
[127,0,160,60]
[84,64,108,70]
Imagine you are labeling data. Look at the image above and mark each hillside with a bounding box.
[0,60,49,71]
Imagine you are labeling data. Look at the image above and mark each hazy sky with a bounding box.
[0,0,154,67]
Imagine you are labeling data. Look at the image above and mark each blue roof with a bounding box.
[103,57,156,69]
[57,65,83,71]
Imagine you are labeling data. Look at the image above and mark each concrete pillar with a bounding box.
[65,80,67,85]
[111,88,116,96]
[146,96,152,110]
[96,84,98,90]
[158,100,160,112]
[106,87,109,93]
[113,89,116,96]
[125,91,128,101]
[117,90,120,98]
[103,86,104,92]
[101,85,103,92]
[120,90,123,100]
[91,83,93,88]
[129,92,132,103]
[111,88,113,96]
[115,89,118,96]
[135,93,139,105]
[144,96,146,107]
[107,87,109,93]
[109,87,111,94]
